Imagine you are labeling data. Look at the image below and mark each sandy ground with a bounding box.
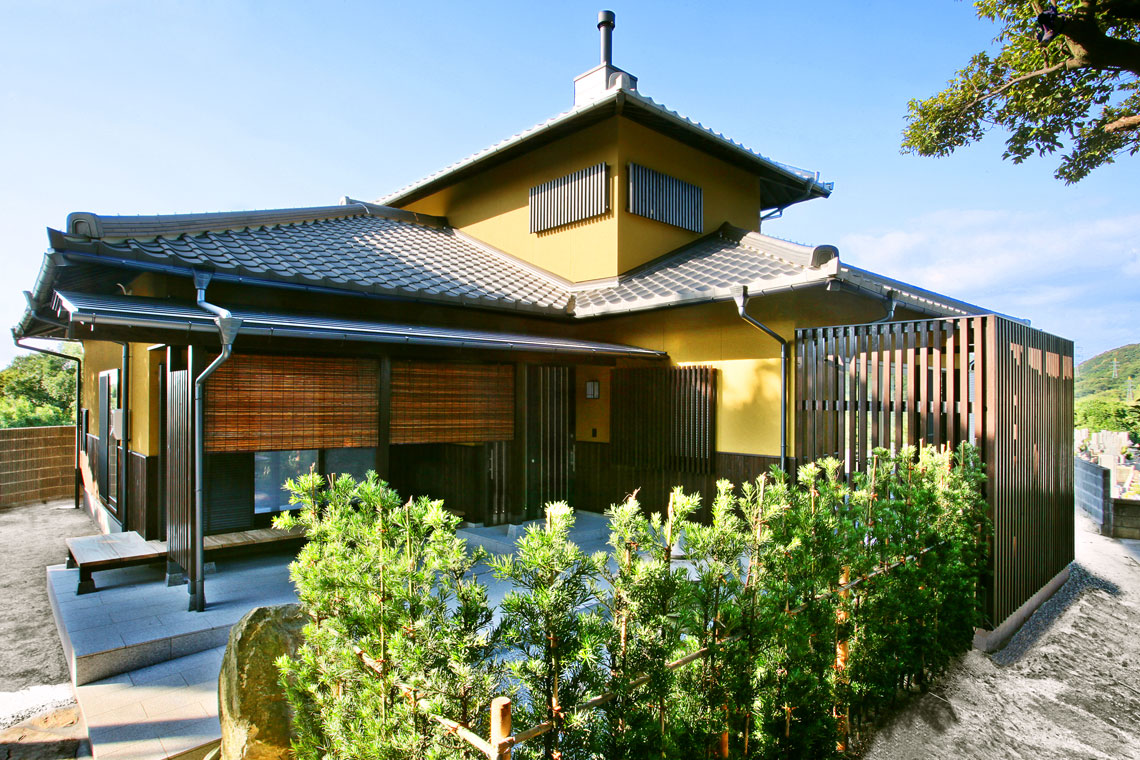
[0,499,97,728]
[865,509,1140,760]
[0,706,86,760]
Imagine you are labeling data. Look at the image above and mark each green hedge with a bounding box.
[276,443,987,759]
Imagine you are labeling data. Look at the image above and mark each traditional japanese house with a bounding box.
[14,12,1072,643]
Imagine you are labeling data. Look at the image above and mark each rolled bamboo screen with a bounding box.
[205,354,379,453]
[390,361,514,444]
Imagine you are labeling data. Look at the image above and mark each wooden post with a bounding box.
[491,696,512,760]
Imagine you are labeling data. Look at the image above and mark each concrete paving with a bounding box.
[78,646,223,760]
[48,550,299,686]
[1120,537,1140,565]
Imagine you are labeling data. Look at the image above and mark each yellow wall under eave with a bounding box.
[614,118,764,274]
[404,120,621,283]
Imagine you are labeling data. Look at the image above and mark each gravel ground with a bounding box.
[0,499,98,729]
[865,508,1140,759]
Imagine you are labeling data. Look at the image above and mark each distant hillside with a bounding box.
[1077,343,1140,401]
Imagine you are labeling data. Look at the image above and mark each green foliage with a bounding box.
[489,504,607,760]
[279,445,988,759]
[276,472,500,760]
[1076,343,1140,401]
[0,344,81,428]
[901,1,1140,182]
[1075,397,1140,441]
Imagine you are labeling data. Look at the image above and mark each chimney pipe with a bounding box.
[598,10,615,66]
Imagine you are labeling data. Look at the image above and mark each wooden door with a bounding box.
[526,366,575,520]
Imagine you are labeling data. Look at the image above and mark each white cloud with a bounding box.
[837,209,1140,360]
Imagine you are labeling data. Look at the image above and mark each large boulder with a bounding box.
[219,604,306,760]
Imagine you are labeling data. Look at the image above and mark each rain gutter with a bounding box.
[733,286,788,474]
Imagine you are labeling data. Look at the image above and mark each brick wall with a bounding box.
[0,425,75,507]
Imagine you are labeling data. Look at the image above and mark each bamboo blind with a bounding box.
[390,361,514,445]
[205,355,379,453]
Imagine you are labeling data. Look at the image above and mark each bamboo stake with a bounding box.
[491,697,512,760]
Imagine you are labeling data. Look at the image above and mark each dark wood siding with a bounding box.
[388,443,487,522]
[205,355,379,453]
[793,315,1075,628]
[574,443,783,521]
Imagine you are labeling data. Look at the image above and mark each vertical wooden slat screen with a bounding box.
[794,315,1074,628]
[611,366,716,472]
[166,369,193,578]
[390,361,514,444]
[205,355,379,452]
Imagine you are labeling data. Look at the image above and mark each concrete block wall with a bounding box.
[1111,498,1140,540]
[1075,456,1112,532]
[0,425,75,507]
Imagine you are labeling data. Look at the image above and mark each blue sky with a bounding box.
[2,0,1136,367]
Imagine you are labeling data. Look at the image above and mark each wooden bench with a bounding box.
[66,532,166,594]
[65,526,306,594]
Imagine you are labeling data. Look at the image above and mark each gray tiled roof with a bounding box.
[34,206,991,335]
[57,209,573,314]
[574,230,812,316]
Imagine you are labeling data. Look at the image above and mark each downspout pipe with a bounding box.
[733,286,789,474]
[14,338,82,510]
[873,291,898,323]
[190,270,242,612]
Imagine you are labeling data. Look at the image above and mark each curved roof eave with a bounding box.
[377,89,833,210]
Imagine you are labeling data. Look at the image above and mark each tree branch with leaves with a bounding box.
[902,1,1140,182]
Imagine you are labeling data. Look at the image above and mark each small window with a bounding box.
[254,450,318,514]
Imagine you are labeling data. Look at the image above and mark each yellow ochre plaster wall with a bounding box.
[80,339,162,457]
[404,120,621,283]
[401,115,767,282]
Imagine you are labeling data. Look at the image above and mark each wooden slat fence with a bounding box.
[794,315,1074,627]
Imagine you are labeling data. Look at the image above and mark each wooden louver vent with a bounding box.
[390,361,514,444]
[628,163,703,233]
[205,355,379,453]
[611,366,716,471]
[529,162,609,233]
